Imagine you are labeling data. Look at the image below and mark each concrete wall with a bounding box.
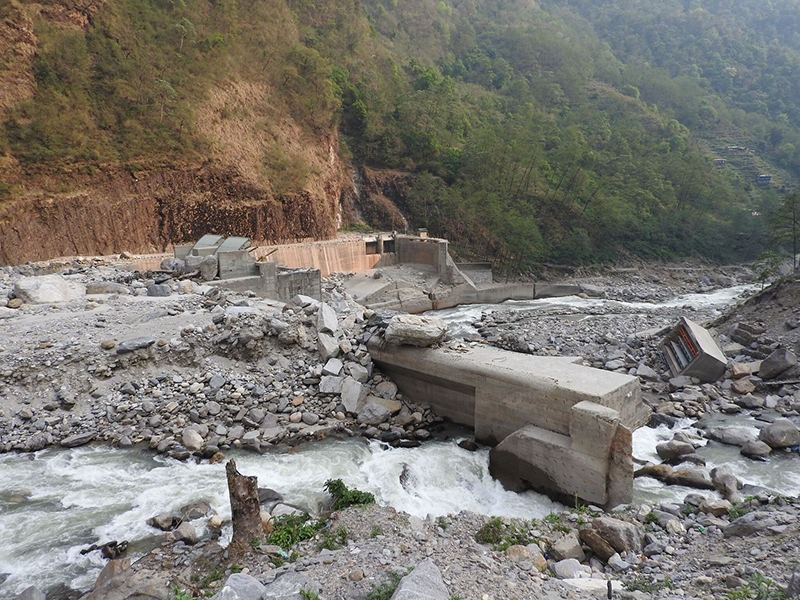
[367,338,649,507]
[251,238,397,276]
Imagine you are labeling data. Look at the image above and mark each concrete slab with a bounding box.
[367,338,648,506]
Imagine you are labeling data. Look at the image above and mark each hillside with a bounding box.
[0,0,798,267]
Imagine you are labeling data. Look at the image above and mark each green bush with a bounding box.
[324,479,376,511]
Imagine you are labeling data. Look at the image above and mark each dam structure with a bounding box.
[368,336,650,508]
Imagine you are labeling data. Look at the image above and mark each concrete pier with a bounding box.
[367,338,650,508]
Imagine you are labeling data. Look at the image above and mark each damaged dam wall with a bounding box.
[367,339,650,508]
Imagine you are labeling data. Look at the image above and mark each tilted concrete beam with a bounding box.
[367,338,649,507]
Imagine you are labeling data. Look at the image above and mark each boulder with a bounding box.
[200,255,219,281]
[318,375,344,395]
[665,468,714,490]
[384,314,447,347]
[699,498,732,517]
[160,257,185,273]
[740,440,772,459]
[389,559,449,600]
[579,528,616,561]
[550,531,585,561]
[317,302,339,335]
[318,332,340,361]
[170,521,200,545]
[182,428,204,451]
[116,336,156,355]
[261,571,324,600]
[60,432,96,448]
[340,377,368,413]
[591,517,643,554]
[147,284,171,297]
[147,513,177,531]
[14,275,84,304]
[180,502,211,520]
[210,573,267,600]
[723,511,781,537]
[357,402,392,425]
[86,282,131,295]
[731,379,756,395]
[758,419,800,448]
[758,349,797,380]
[706,427,757,447]
[655,440,695,461]
[710,465,742,503]
[552,558,585,579]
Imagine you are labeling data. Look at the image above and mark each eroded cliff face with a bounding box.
[0,162,347,264]
[353,167,414,232]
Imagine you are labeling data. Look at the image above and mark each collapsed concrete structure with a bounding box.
[173,233,599,311]
[368,337,650,508]
[174,235,322,301]
[172,232,646,506]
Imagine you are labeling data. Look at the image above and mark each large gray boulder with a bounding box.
[211,573,266,600]
[591,517,643,554]
[357,402,392,425]
[655,440,695,461]
[723,511,781,537]
[384,315,447,347]
[200,255,219,281]
[261,571,324,600]
[160,257,185,273]
[14,275,85,304]
[758,348,797,380]
[318,332,340,361]
[759,419,800,448]
[710,465,741,503]
[340,377,368,413]
[317,302,339,334]
[706,427,757,447]
[390,559,449,600]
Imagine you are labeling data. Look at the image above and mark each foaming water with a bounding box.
[632,420,800,506]
[0,438,559,598]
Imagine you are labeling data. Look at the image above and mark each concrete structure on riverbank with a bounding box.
[170,233,599,310]
[368,338,650,508]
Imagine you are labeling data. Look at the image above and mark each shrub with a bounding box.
[324,479,376,511]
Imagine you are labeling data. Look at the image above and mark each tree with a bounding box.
[771,191,800,272]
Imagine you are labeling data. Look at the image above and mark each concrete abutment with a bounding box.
[368,338,649,508]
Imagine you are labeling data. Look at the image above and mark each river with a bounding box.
[0,283,774,599]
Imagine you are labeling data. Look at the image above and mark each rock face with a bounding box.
[758,419,800,448]
[384,315,447,347]
[389,559,449,600]
[14,275,85,304]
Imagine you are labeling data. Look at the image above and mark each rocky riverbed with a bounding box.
[2,258,800,600]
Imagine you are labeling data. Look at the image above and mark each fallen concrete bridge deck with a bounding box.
[367,337,650,508]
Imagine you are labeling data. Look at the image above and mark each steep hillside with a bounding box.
[0,0,797,267]
[0,0,350,263]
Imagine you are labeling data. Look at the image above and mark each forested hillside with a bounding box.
[0,0,796,266]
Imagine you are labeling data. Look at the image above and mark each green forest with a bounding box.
[2,0,799,268]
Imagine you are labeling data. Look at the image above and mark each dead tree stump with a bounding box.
[225,459,265,557]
